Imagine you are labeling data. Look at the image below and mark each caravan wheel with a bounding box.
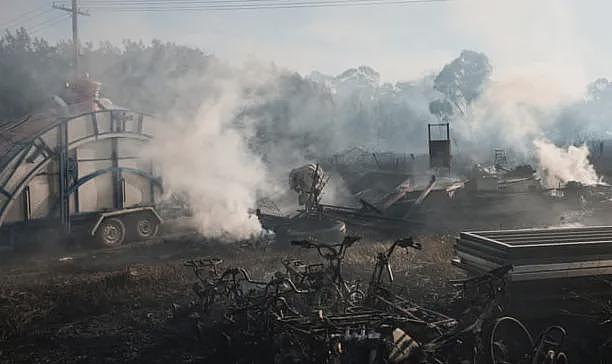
[95,218,126,248]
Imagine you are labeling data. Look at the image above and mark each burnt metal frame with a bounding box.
[66,166,161,196]
[0,110,156,235]
[428,123,451,172]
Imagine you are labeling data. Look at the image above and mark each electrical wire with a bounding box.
[89,2,448,12]
[59,0,450,12]
[0,8,54,29]
[82,0,306,2]
[77,0,444,3]
[80,0,448,6]
[2,0,449,36]
[0,7,45,27]
[30,14,71,35]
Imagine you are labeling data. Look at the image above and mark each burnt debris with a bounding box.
[180,233,605,363]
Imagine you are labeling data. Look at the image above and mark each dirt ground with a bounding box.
[0,232,463,364]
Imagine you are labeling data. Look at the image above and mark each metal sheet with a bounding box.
[456,226,612,281]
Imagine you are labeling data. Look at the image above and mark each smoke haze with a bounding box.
[144,78,270,240]
[533,138,600,187]
[3,30,612,239]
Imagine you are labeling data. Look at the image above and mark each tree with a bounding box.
[0,28,70,119]
[428,98,454,121]
[431,50,491,116]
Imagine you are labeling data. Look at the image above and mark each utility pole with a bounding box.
[51,1,89,234]
[52,1,89,78]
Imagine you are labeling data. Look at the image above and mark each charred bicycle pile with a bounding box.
[182,237,573,363]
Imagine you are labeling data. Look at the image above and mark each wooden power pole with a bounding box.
[52,1,89,78]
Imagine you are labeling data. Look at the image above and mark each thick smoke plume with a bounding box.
[4,31,612,239]
[533,138,600,187]
[445,61,602,185]
[145,81,269,240]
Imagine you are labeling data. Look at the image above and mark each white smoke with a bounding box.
[455,67,585,159]
[447,0,604,179]
[136,48,605,240]
[442,60,606,188]
[145,80,269,240]
[533,138,600,187]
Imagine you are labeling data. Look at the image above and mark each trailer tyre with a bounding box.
[134,216,160,240]
[95,218,126,248]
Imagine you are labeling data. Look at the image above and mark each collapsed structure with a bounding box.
[182,235,580,363]
[2,80,612,362]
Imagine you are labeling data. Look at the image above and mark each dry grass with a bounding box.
[343,234,463,306]
[0,233,462,363]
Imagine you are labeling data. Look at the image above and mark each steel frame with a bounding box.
[0,110,156,233]
[455,226,612,280]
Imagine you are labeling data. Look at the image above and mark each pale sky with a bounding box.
[2,0,612,85]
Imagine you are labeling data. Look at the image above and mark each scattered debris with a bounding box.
[181,235,584,363]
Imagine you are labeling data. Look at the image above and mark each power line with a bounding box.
[59,0,450,11]
[52,1,90,77]
[2,0,451,32]
[89,4,447,12]
[79,0,448,5]
[77,0,431,2]
[3,0,450,37]
[0,8,54,29]
[0,7,44,26]
[81,0,308,2]
[29,14,68,32]
[79,0,445,3]
[30,14,72,35]
[85,0,449,12]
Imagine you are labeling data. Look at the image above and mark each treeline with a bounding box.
[3,27,611,161]
[0,28,222,119]
[0,28,434,156]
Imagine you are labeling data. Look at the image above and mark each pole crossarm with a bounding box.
[51,3,90,16]
[52,0,90,76]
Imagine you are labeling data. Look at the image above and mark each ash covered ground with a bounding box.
[0,232,460,363]
[3,22,612,363]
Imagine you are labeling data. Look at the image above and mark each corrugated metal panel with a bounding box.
[455,226,612,281]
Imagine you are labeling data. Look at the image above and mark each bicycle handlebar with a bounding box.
[290,236,361,250]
